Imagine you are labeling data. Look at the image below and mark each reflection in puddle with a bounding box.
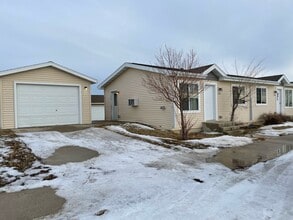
[208,142,293,170]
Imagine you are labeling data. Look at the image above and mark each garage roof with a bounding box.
[0,61,97,83]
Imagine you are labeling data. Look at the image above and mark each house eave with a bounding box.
[221,76,280,85]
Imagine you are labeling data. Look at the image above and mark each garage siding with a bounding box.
[0,67,92,129]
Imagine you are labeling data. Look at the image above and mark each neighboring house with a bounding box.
[99,62,293,131]
[0,61,96,129]
[91,95,105,121]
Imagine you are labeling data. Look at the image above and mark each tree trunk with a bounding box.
[180,108,188,140]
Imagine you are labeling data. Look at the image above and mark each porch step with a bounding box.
[202,121,249,134]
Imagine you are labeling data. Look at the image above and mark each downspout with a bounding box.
[249,91,253,121]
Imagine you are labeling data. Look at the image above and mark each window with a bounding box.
[285,89,293,107]
[256,87,267,104]
[180,83,199,111]
[232,86,245,105]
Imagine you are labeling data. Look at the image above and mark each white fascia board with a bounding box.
[278,75,290,84]
[202,64,227,78]
[221,76,279,85]
[0,61,97,83]
[98,62,206,89]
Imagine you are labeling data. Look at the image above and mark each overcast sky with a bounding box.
[1,0,293,94]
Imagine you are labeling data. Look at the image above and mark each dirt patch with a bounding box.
[1,140,39,172]
[43,146,99,165]
[0,187,65,220]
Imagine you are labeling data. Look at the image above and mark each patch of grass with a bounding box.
[272,126,293,130]
[124,126,180,139]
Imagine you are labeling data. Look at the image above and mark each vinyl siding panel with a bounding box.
[104,69,174,129]
[217,81,278,122]
[0,67,91,129]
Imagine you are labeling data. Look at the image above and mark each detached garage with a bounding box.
[0,62,96,129]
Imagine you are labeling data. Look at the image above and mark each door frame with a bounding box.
[275,87,283,114]
[111,90,119,120]
[14,82,82,128]
[204,82,218,121]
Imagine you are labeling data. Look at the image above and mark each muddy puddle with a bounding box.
[208,135,293,170]
[0,187,65,220]
[43,145,99,165]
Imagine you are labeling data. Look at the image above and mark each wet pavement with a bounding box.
[208,135,293,170]
[0,187,65,220]
[43,145,99,165]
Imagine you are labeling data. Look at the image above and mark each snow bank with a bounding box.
[187,135,253,148]
[106,125,162,143]
[258,122,293,136]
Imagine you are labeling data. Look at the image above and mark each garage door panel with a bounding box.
[16,84,80,128]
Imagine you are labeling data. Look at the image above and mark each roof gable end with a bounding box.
[0,61,96,83]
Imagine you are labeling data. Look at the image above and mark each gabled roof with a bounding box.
[257,74,284,81]
[91,95,104,103]
[99,62,292,89]
[99,62,226,88]
[0,61,97,83]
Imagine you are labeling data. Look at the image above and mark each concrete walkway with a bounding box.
[0,187,65,220]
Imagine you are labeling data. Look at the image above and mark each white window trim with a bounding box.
[182,82,201,113]
[231,84,247,107]
[284,88,293,108]
[256,86,268,106]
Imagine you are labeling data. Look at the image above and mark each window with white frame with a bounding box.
[285,89,293,107]
[232,86,245,105]
[180,83,199,111]
[256,87,267,104]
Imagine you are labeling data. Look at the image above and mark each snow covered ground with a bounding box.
[107,124,253,148]
[258,121,293,136]
[1,127,292,220]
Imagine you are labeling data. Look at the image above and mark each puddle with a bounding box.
[0,187,65,220]
[208,135,293,170]
[43,145,99,165]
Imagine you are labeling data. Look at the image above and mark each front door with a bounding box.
[111,92,118,120]
[276,88,282,114]
[204,84,217,121]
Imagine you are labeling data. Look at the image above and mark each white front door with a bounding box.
[276,88,283,113]
[204,84,217,121]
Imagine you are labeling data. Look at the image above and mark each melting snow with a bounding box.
[258,122,293,136]
[0,128,292,220]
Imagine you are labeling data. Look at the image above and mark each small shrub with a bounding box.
[259,113,292,125]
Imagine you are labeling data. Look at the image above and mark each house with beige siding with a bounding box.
[100,62,293,131]
[0,61,96,129]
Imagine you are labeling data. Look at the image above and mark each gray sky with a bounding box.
[1,0,293,94]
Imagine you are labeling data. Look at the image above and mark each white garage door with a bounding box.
[16,84,80,128]
[91,105,105,121]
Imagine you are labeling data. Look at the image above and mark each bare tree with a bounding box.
[226,59,264,122]
[142,46,205,140]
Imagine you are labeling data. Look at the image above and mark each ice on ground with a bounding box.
[258,122,293,136]
[187,135,253,148]
[1,128,292,220]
